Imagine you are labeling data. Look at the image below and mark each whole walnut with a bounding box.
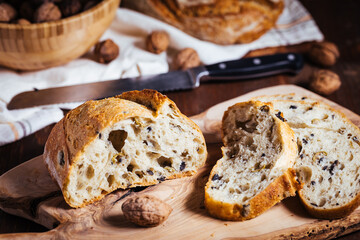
[122,195,173,227]
[94,39,119,64]
[146,31,170,54]
[34,2,62,23]
[0,3,17,23]
[309,69,341,95]
[307,41,340,67]
[173,48,201,70]
[60,0,82,17]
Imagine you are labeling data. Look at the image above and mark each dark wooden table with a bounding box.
[1,0,359,238]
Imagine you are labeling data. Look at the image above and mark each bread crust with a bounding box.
[205,168,300,221]
[44,89,207,208]
[205,101,301,221]
[299,191,360,219]
[124,0,284,45]
[296,102,360,219]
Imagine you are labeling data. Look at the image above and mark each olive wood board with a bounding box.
[1,85,360,239]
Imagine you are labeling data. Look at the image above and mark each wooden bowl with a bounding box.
[0,0,120,71]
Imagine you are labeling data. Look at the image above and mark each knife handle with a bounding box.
[202,53,303,81]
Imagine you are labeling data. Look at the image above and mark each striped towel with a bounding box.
[0,0,323,146]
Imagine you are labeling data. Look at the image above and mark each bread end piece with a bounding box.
[299,191,360,219]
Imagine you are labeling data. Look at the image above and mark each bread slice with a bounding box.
[44,90,207,208]
[204,101,301,221]
[253,95,360,219]
[123,0,284,45]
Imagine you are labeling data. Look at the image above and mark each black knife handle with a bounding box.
[202,53,303,82]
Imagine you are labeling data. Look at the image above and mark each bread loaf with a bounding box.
[44,90,207,208]
[123,0,284,45]
[253,95,360,219]
[204,101,301,221]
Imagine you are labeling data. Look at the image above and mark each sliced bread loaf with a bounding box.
[253,95,360,219]
[204,101,301,221]
[44,90,207,208]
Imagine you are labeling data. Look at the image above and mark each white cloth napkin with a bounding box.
[0,0,323,146]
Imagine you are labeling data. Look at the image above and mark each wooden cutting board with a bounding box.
[1,85,360,239]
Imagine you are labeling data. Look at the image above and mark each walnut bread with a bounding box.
[44,90,207,208]
[123,0,284,45]
[205,101,301,221]
[253,94,360,219]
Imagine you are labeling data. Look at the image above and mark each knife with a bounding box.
[7,53,303,110]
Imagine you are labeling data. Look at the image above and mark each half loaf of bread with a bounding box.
[44,90,207,208]
[253,95,360,219]
[205,101,301,221]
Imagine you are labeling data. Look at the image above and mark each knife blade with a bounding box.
[7,53,303,110]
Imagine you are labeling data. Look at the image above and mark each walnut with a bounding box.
[0,3,17,23]
[122,195,173,227]
[146,31,170,54]
[309,70,341,95]
[15,18,31,25]
[173,48,201,70]
[60,0,82,17]
[34,2,62,23]
[94,39,119,64]
[307,41,340,67]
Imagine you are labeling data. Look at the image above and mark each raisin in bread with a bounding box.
[254,95,360,219]
[44,90,207,208]
[204,101,301,221]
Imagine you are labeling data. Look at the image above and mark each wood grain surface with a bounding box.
[1,85,360,239]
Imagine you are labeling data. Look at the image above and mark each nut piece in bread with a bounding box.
[123,0,284,45]
[205,101,301,221]
[44,90,207,208]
